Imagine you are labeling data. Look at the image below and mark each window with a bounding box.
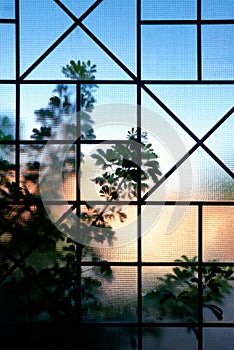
[0,1,234,349]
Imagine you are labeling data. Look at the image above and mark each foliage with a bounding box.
[92,128,161,201]
[143,255,234,338]
[0,116,13,141]
[31,60,97,141]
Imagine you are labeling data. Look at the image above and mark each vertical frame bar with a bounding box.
[137,0,142,349]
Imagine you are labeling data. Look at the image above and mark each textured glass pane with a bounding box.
[205,114,234,173]
[20,0,72,77]
[142,266,198,323]
[87,85,137,140]
[143,328,197,350]
[202,0,234,19]
[0,144,15,189]
[20,84,76,140]
[81,143,139,201]
[203,277,234,323]
[82,241,137,262]
[0,1,15,19]
[21,145,76,200]
[28,144,77,201]
[147,148,234,201]
[80,203,137,249]
[79,327,138,350]
[202,25,234,80]
[82,266,137,322]
[142,26,197,80]
[23,27,131,80]
[0,85,15,139]
[142,206,198,262]
[84,0,136,74]
[61,0,97,18]
[0,24,15,79]
[142,0,196,20]
[203,207,234,262]
[204,328,234,350]
[145,85,234,138]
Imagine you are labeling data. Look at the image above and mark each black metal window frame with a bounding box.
[0,1,234,349]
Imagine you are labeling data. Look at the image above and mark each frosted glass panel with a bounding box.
[20,84,76,139]
[143,328,197,350]
[20,0,72,76]
[204,328,234,349]
[142,266,198,323]
[84,0,136,74]
[142,206,198,262]
[203,207,234,262]
[147,148,234,201]
[82,241,137,262]
[23,27,131,80]
[82,266,137,322]
[202,25,234,80]
[61,0,96,18]
[142,26,197,80]
[141,0,196,20]
[205,114,234,173]
[0,25,15,79]
[202,0,234,19]
[0,144,15,171]
[145,85,234,138]
[0,1,15,19]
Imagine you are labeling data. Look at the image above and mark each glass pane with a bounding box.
[142,206,198,262]
[142,266,198,322]
[203,266,234,323]
[205,114,234,173]
[83,85,137,140]
[202,25,234,80]
[21,145,76,200]
[0,24,15,79]
[0,144,15,194]
[84,0,136,74]
[143,327,197,350]
[0,85,15,139]
[80,143,140,201]
[28,144,77,201]
[141,0,196,20]
[23,27,131,80]
[0,1,15,19]
[20,84,76,140]
[147,148,234,201]
[142,25,197,80]
[82,241,137,262]
[20,0,72,77]
[82,266,137,322]
[204,328,234,350]
[145,85,234,138]
[61,0,97,18]
[202,0,234,19]
[79,327,138,350]
[203,206,234,262]
[79,203,137,249]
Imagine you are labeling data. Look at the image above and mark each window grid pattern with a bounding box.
[0,1,234,349]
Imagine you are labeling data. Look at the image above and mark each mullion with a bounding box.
[137,0,142,348]
[15,0,20,190]
[197,0,202,81]
[198,204,203,350]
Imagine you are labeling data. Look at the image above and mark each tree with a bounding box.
[0,59,161,325]
[31,60,97,141]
